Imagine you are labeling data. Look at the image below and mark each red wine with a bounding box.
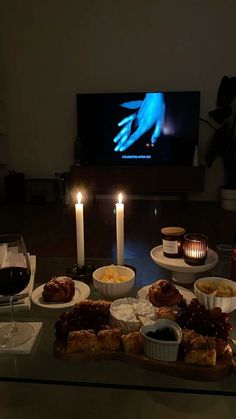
[0,267,30,296]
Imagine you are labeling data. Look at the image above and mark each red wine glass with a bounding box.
[0,234,34,347]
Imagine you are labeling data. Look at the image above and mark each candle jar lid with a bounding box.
[161,227,186,236]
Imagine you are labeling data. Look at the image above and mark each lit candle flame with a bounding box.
[118,193,123,204]
[77,192,82,204]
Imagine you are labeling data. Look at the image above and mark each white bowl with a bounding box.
[140,319,182,362]
[194,277,236,313]
[92,265,135,299]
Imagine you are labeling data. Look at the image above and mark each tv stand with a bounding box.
[70,166,205,197]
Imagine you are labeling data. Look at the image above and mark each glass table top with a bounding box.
[0,256,236,396]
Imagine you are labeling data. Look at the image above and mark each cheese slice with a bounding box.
[111,301,137,323]
[138,316,156,327]
[132,299,156,319]
[110,297,157,333]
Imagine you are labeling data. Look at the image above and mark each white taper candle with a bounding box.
[75,192,85,266]
[116,193,124,266]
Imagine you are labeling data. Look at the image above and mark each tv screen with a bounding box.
[76,91,200,166]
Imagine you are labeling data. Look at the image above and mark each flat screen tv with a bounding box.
[75,91,200,166]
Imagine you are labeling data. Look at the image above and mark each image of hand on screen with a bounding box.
[113,92,166,152]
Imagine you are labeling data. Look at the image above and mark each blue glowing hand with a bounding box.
[114,93,166,152]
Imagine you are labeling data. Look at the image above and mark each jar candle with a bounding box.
[161,227,186,258]
[183,233,208,266]
[214,243,232,278]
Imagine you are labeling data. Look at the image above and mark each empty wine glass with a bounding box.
[0,234,34,347]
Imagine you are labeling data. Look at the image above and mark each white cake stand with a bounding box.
[150,245,218,284]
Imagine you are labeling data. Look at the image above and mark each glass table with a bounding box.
[0,256,236,397]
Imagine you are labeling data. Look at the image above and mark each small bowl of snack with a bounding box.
[194,277,236,313]
[140,319,182,362]
[92,264,135,299]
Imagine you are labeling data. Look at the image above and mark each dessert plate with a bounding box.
[137,282,195,307]
[31,280,90,309]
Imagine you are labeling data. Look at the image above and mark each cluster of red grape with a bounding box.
[176,298,232,341]
[55,301,111,341]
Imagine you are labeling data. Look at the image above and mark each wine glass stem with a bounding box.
[9,296,17,335]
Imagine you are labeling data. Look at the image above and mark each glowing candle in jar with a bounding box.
[183,233,208,266]
[116,193,124,266]
[75,192,85,267]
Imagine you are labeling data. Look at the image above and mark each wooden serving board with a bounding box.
[54,341,233,382]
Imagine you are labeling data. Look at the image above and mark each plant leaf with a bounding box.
[206,125,229,167]
[209,107,232,124]
[217,76,235,107]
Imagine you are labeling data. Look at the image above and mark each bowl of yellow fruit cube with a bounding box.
[194,277,236,313]
[92,264,135,299]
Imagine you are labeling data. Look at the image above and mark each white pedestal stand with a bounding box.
[150,246,218,284]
